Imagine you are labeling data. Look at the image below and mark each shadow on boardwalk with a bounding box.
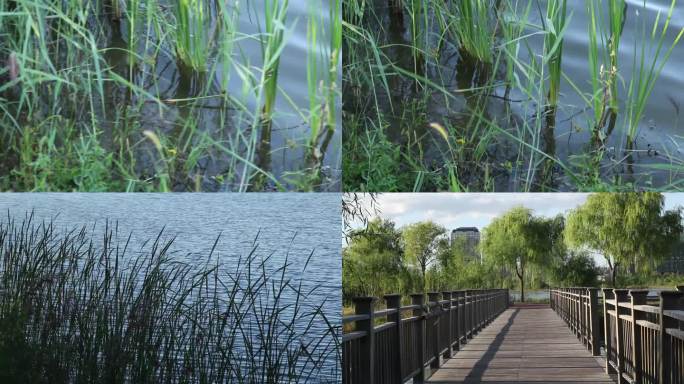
[427,307,615,384]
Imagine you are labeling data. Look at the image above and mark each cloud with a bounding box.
[349,193,590,230]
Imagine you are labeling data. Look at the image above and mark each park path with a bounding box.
[427,306,615,384]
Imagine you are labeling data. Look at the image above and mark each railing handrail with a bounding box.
[550,286,684,384]
[342,288,510,384]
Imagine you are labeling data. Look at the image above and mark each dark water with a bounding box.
[374,0,684,190]
[0,193,342,379]
[510,290,550,302]
[105,1,340,191]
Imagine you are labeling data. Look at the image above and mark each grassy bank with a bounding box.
[0,0,341,191]
[0,213,340,383]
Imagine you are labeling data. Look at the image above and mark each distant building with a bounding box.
[451,227,481,262]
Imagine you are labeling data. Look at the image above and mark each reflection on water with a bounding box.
[0,193,341,379]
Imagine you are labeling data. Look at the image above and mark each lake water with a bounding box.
[0,193,342,381]
[509,290,550,302]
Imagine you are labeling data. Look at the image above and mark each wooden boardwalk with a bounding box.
[427,306,615,384]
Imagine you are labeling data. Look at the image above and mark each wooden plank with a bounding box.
[427,308,615,383]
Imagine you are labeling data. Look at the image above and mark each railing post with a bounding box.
[451,290,460,351]
[427,292,442,370]
[442,291,454,358]
[659,290,684,384]
[614,289,629,384]
[464,290,471,339]
[629,290,648,384]
[353,297,376,384]
[603,288,616,375]
[587,288,600,356]
[411,293,426,383]
[385,294,403,384]
[453,291,463,349]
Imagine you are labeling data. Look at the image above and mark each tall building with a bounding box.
[451,227,481,262]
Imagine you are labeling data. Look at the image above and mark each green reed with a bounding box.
[262,0,289,126]
[305,0,340,159]
[625,0,684,144]
[499,1,532,93]
[587,0,626,128]
[545,0,568,108]
[407,0,428,76]
[174,0,211,72]
[0,214,340,382]
[607,0,626,113]
[453,0,494,64]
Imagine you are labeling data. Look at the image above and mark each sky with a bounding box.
[349,193,684,232]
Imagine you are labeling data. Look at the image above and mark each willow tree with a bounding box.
[565,192,682,287]
[481,207,560,302]
[402,221,446,292]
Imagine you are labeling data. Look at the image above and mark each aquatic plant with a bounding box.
[545,0,568,108]
[0,214,340,382]
[407,0,427,75]
[306,0,340,164]
[453,0,494,64]
[174,0,211,72]
[625,0,684,144]
[0,0,337,191]
[587,0,626,130]
[261,0,289,126]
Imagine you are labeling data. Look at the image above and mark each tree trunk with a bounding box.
[611,264,618,287]
[519,275,525,303]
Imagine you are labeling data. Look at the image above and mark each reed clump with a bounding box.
[545,0,568,109]
[173,0,212,73]
[453,0,495,64]
[0,214,340,383]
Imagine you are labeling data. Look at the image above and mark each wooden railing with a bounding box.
[551,287,684,384]
[342,289,509,384]
[550,287,602,356]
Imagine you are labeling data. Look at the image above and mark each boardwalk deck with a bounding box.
[427,307,615,384]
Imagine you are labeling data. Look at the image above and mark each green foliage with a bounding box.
[481,207,563,301]
[453,0,494,63]
[3,120,122,192]
[402,221,446,290]
[624,0,684,143]
[0,0,333,192]
[551,251,600,287]
[545,0,568,108]
[343,218,405,300]
[174,0,211,72]
[565,192,683,286]
[342,123,409,191]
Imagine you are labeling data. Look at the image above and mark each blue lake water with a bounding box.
[0,193,342,381]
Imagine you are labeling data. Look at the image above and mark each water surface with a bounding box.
[0,193,342,380]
